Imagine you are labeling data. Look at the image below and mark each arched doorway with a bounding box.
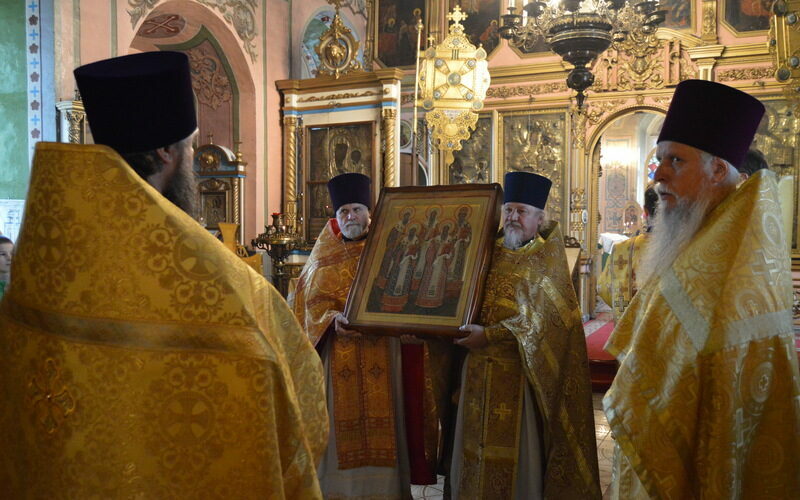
[586,107,666,316]
[129,1,259,239]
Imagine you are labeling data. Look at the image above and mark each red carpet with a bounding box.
[584,316,617,391]
[586,320,615,361]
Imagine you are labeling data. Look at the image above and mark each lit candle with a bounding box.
[508,0,515,8]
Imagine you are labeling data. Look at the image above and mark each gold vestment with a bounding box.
[598,232,648,321]
[458,222,601,499]
[0,143,327,498]
[290,221,397,468]
[605,170,800,499]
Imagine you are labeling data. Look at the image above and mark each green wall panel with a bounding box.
[0,1,29,200]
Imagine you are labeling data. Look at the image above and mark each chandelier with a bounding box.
[499,0,666,108]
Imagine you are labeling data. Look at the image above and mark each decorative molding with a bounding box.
[186,44,233,110]
[701,0,717,43]
[128,0,258,62]
[298,90,379,102]
[486,83,567,99]
[571,98,628,150]
[315,8,362,78]
[717,66,776,81]
[136,12,186,38]
[593,38,697,93]
[199,178,231,192]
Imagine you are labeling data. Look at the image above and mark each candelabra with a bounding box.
[252,212,303,297]
[499,0,665,108]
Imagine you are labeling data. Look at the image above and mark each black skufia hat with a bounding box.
[657,79,764,168]
[74,51,197,154]
[327,173,372,211]
[504,171,552,209]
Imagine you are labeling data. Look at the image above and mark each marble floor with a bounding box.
[411,391,614,499]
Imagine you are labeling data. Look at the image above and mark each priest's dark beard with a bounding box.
[163,150,198,218]
[639,192,712,286]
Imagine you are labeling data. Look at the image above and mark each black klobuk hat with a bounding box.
[657,79,764,168]
[74,51,197,154]
[327,173,372,211]
[504,171,552,210]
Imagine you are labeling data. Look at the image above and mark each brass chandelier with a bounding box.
[499,0,666,108]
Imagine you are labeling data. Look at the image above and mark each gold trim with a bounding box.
[276,68,404,93]
[298,91,381,102]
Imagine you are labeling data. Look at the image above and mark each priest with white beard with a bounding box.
[604,79,800,499]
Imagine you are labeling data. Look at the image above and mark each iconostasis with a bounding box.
[284,0,798,316]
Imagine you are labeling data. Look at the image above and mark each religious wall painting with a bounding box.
[345,184,502,336]
[448,0,502,56]
[723,0,772,33]
[660,0,693,30]
[306,122,375,239]
[449,114,493,184]
[301,10,364,79]
[498,110,566,224]
[376,0,425,67]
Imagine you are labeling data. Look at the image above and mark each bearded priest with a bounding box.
[451,171,601,499]
[0,52,327,498]
[290,173,418,499]
[604,79,800,499]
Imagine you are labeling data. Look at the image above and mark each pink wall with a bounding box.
[54,0,292,243]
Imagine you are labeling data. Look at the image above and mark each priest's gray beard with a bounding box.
[341,221,366,240]
[503,223,525,250]
[638,193,712,286]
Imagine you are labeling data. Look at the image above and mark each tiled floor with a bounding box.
[411,391,614,499]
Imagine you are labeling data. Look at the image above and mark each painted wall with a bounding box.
[0,1,30,201]
[46,0,292,243]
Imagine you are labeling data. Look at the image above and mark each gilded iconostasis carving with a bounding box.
[279,0,799,314]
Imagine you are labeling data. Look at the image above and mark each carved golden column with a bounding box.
[382,107,397,187]
[283,115,299,230]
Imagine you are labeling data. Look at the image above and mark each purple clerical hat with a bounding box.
[327,173,372,211]
[74,51,197,154]
[504,171,552,210]
[657,80,764,168]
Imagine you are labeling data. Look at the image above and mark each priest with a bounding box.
[0,51,327,498]
[290,173,420,498]
[604,79,800,498]
[451,172,600,499]
[598,185,658,320]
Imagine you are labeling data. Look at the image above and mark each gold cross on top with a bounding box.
[447,5,468,25]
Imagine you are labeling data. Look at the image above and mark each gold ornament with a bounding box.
[315,6,362,79]
[417,6,490,165]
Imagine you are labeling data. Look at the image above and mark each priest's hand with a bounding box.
[334,313,361,337]
[454,324,488,349]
